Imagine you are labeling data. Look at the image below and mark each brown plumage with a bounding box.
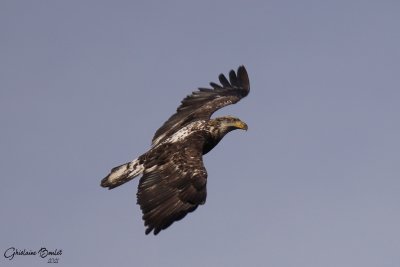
[101,66,250,235]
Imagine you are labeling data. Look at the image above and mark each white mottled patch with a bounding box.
[145,165,158,173]
[165,120,204,144]
[108,158,144,184]
[152,121,182,146]
[127,158,145,177]
[108,165,128,183]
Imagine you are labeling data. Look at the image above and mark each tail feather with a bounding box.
[101,158,144,189]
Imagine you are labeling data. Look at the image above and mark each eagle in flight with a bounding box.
[101,66,250,235]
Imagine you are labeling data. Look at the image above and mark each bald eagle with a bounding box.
[101,66,250,235]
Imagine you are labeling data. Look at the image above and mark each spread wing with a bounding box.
[152,65,250,146]
[137,141,207,235]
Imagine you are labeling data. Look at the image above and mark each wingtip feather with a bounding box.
[237,65,250,91]
[218,73,231,88]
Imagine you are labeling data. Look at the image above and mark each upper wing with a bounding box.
[152,65,250,145]
[137,141,208,235]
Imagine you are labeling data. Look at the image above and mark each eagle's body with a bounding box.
[101,66,250,235]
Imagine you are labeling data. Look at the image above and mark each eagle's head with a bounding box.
[202,116,248,155]
[210,116,248,135]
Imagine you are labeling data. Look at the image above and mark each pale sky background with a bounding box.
[1,1,400,266]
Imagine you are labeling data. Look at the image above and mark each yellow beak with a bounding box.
[235,121,248,131]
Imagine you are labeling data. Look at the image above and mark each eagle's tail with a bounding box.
[101,158,144,189]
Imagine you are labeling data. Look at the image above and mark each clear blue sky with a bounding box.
[1,1,399,266]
